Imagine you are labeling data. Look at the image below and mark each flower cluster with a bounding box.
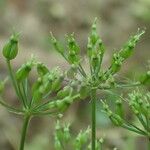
[0,19,149,150]
[54,119,116,150]
[51,18,149,150]
[51,18,146,94]
[1,33,80,117]
[102,90,150,138]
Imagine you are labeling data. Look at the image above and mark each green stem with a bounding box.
[122,124,147,136]
[19,115,31,150]
[0,98,24,115]
[6,60,20,98]
[91,89,97,150]
[79,64,86,77]
[6,60,26,107]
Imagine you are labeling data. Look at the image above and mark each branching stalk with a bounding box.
[19,115,31,150]
[91,89,97,150]
[6,60,27,108]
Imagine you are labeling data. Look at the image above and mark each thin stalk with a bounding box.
[6,60,26,107]
[19,115,31,150]
[59,51,86,78]
[18,84,28,108]
[122,124,147,136]
[77,66,86,78]
[32,111,57,116]
[25,79,32,105]
[137,114,148,131]
[148,138,150,150]
[116,82,142,88]
[91,89,97,150]
[97,82,142,90]
[6,60,20,98]
[126,122,147,135]
[79,64,86,77]
[20,82,28,107]
[0,99,24,115]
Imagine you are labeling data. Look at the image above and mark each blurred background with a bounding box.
[0,0,150,149]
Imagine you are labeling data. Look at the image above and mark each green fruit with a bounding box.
[57,86,72,99]
[37,63,49,76]
[51,75,64,92]
[140,71,150,84]
[2,33,19,60]
[16,63,32,82]
[79,84,90,99]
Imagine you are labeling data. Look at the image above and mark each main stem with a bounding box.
[19,115,31,150]
[91,89,97,150]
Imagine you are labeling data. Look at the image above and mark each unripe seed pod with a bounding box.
[140,71,150,85]
[97,39,105,55]
[2,33,19,60]
[66,64,77,79]
[99,138,104,144]
[75,127,91,149]
[91,54,99,71]
[102,101,109,111]
[32,74,53,104]
[39,101,56,111]
[119,43,134,59]
[51,75,64,92]
[67,33,80,54]
[107,110,113,117]
[37,63,49,76]
[141,104,148,116]
[68,51,80,64]
[55,120,64,140]
[32,77,42,94]
[102,101,113,117]
[63,124,71,141]
[98,71,106,81]
[70,81,79,95]
[56,96,73,112]
[131,106,139,115]
[16,63,32,82]
[115,99,124,118]
[79,84,90,99]
[51,33,64,54]
[111,61,122,73]
[87,38,93,58]
[111,53,123,74]
[39,77,52,95]
[107,75,115,87]
[54,138,61,150]
[90,18,99,45]
[110,114,123,126]
[57,86,72,99]
[119,30,145,60]
[32,90,43,104]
